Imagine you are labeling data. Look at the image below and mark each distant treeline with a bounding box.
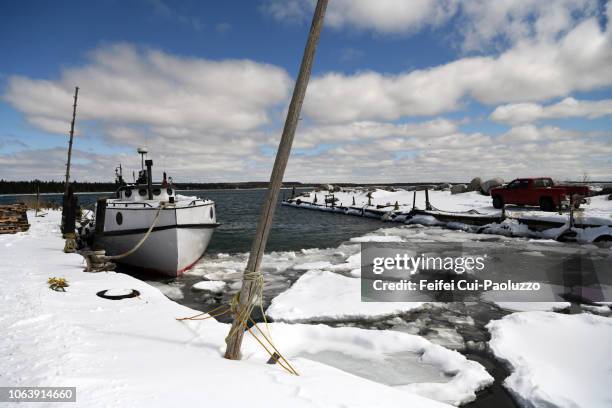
[0,180,318,194]
[1,179,459,195]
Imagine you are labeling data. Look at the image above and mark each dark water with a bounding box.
[0,188,386,254]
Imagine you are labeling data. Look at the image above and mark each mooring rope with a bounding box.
[176,269,298,376]
[106,203,167,261]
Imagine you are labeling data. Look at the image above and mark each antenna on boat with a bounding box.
[137,147,148,170]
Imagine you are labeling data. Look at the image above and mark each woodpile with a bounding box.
[0,203,30,234]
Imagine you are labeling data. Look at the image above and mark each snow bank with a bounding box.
[488,311,612,408]
[0,211,454,408]
[242,323,493,406]
[267,270,429,322]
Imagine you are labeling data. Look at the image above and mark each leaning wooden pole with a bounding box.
[224,0,327,360]
[64,86,79,197]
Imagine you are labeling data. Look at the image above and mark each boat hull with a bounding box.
[96,226,215,277]
[94,200,218,277]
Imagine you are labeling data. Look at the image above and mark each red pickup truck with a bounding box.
[490,178,589,211]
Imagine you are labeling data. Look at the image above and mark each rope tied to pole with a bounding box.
[227,270,267,340]
[177,269,298,376]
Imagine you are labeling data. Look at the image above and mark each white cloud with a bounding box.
[303,16,612,123]
[292,118,458,148]
[497,124,582,144]
[491,97,612,125]
[2,121,610,182]
[1,43,294,182]
[458,0,597,51]
[263,0,597,51]
[4,44,292,134]
[263,0,458,33]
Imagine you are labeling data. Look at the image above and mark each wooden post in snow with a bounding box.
[64,86,79,196]
[224,0,328,360]
[62,86,79,232]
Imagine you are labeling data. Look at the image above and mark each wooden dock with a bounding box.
[0,203,30,234]
[282,199,606,233]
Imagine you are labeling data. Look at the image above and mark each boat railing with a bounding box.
[108,202,154,208]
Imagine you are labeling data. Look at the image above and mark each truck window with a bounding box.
[508,180,529,189]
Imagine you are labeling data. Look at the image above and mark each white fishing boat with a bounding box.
[92,148,218,276]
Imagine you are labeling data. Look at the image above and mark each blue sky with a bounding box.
[1,0,611,182]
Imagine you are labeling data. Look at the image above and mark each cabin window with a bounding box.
[167,188,173,195]
[210,207,214,219]
[124,189,132,198]
[116,212,123,225]
[138,188,147,196]
[153,188,161,196]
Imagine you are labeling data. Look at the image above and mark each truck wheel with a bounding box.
[539,197,554,212]
[492,196,504,209]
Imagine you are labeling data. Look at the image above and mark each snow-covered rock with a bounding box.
[450,184,468,194]
[480,178,504,194]
[468,177,482,192]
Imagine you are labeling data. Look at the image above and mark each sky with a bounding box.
[0,0,611,183]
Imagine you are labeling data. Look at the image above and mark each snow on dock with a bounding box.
[283,188,612,242]
[1,211,490,407]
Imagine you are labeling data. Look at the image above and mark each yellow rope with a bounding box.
[176,305,231,321]
[177,269,298,376]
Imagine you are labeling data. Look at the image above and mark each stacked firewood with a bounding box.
[0,203,30,234]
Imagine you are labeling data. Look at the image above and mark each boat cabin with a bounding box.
[115,184,175,203]
[113,148,176,204]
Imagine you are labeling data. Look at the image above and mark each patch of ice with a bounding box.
[147,281,184,300]
[242,323,493,406]
[192,280,227,293]
[350,235,404,242]
[267,270,428,322]
[488,311,612,408]
[293,261,334,270]
[481,283,571,312]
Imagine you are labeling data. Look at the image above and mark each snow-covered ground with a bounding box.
[287,188,612,242]
[488,312,612,408]
[3,211,611,408]
[1,211,494,407]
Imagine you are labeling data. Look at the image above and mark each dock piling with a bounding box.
[224,0,328,361]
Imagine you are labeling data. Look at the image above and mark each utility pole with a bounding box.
[224,0,327,360]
